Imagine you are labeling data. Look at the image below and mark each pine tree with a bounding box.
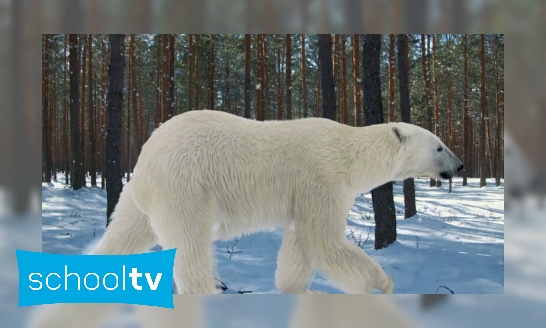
[362,34,396,249]
[106,34,125,227]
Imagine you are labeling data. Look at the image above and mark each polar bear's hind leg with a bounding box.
[91,181,158,255]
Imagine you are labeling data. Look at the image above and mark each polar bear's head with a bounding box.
[390,122,464,180]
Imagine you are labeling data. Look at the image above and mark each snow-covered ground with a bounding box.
[42,173,504,294]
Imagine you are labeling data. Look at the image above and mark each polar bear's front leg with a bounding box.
[275,230,316,293]
[313,240,394,294]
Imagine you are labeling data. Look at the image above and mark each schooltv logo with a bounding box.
[16,249,176,308]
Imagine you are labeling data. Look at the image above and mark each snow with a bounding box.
[42,173,503,295]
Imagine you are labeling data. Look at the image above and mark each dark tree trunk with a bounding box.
[463,34,469,185]
[69,35,84,190]
[63,35,70,186]
[244,34,251,119]
[301,34,308,118]
[106,34,125,227]
[81,35,87,188]
[397,34,417,219]
[285,34,293,119]
[187,34,194,111]
[168,34,175,120]
[194,35,200,109]
[88,34,96,186]
[341,35,348,124]
[352,35,361,126]
[208,34,215,110]
[362,34,396,250]
[494,35,501,186]
[256,35,265,121]
[388,34,395,123]
[42,34,52,183]
[318,34,336,121]
[432,34,441,187]
[480,34,487,187]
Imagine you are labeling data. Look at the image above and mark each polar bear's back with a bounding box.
[131,110,343,227]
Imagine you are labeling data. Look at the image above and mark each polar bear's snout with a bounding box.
[438,149,464,180]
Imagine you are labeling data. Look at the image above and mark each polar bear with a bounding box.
[92,110,463,294]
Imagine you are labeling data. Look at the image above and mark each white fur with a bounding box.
[92,110,462,294]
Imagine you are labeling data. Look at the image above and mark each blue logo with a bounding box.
[16,249,176,308]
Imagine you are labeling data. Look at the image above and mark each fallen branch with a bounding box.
[435,285,454,294]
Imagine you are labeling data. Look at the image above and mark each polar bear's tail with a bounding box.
[91,181,158,255]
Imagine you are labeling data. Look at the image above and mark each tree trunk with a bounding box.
[194,35,200,109]
[130,34,140,173]
[301,34,308,118]
[333,34,339,120]
[285,34,293,119]
[42,35,52,183]
[341,35,348,124]
[208,34,215,110]
[168,34,175,120]
[352,35,361,127]
[432,34,441,187]
[494,35,501,186]
[155,36,161,127]
[363,34,396,249]
[188,34,194,112]
[463,34,469,185]
[244,34,251,119]
[63,35,70,186]
[277,46,283,120]
[397,34,417,218]
[388,34,395,123]
[480,34,487,187]
[319,34,336,121]
[106,34,125,227]
[161,34,169,121]
[88,34,96,186]
[446,36,452,192]
[69,35,84,190]
[80,35,87,187]
[256,35,265,121]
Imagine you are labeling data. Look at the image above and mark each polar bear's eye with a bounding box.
[437,146,443,152]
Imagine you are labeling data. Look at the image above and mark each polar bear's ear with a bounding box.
[392,127,407,143]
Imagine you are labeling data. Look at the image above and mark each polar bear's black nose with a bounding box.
[457,164,464,172]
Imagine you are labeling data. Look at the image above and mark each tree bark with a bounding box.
[69,35,84,190]
[319,34,336,121]
[106,34,125,227]
[285,34,293,119]
[42,35,52,183]
[194,35,200,109]
[168,34,175,120]
[494,34,501,186]
[63,35,70,186]
[352,35,361,127]
[301,34,308,118]
[397,34,417,218]
[480,34,487,187]
[463,34,469,185]
[244,34,251,119]
[188,34,194,112]
[363,34,396,249]
[341,35,348,124]
[88,34,96,186]
[256,35,264,121]
[432,34,441,187]
[80,34,87,187]
[208,34,215,110]
[388,34,395,123]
